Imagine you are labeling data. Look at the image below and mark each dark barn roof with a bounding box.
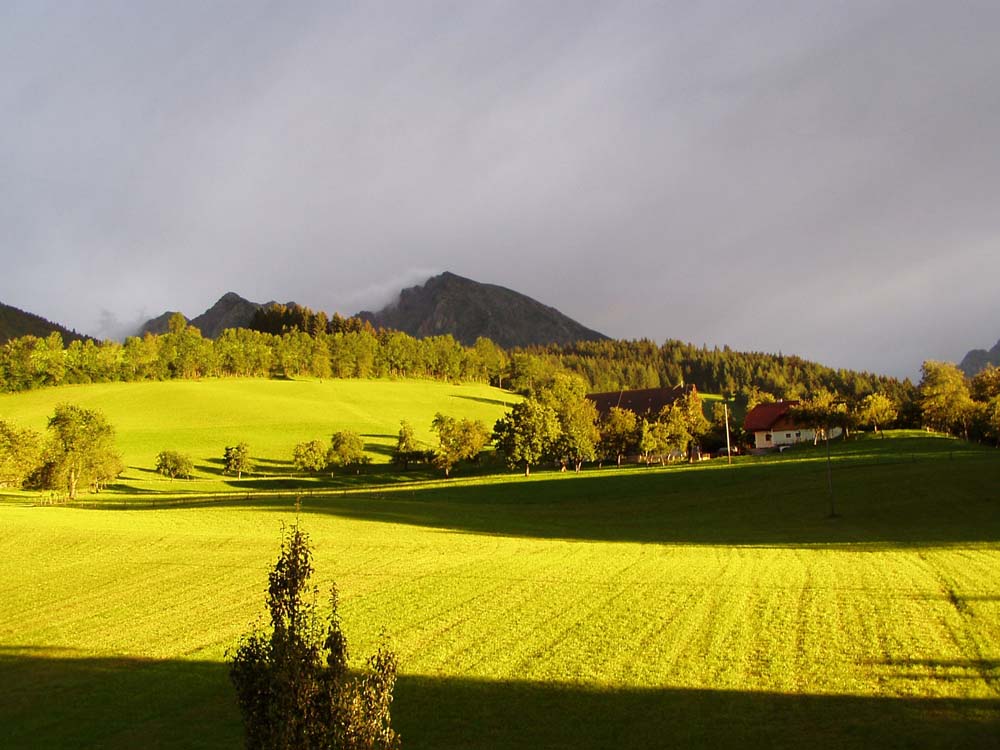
[743,401,802,432]
[586,385,692,419]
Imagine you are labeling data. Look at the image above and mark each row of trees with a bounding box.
[0,405,122,499]
[292,432,372,475]
[2,315,916,418]
[492,374,711,475]
[753,361,1000,447]
[0,316,510,393]
[917,361,1000,444]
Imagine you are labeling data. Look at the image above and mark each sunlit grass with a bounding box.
[0,378,518,495]
[0,379,998,747]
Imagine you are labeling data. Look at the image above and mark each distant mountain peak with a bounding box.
[959,338,1000,376]
[357,271,608,348]
[138,292,264,339]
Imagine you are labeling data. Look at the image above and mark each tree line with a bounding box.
[5,361,997,500]
[0,313,509,393]
[1,306,918,412]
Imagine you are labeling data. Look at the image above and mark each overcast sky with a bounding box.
[3,1,999,380]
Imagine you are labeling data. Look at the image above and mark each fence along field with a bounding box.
[0,379,998,747]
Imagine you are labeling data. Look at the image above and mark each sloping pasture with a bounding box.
[1,430,998,747]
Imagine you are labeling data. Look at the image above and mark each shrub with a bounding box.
[328,431,370,474]
[229,521,400,749]
[155,450,193,479]
[293,440,329,473]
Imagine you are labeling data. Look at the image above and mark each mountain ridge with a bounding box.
[959,339,1000,376]
[0,301,92,345]
[139,292,267,339]
[356,271,609,348]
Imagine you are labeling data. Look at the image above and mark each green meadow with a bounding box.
[1,380,999,748]
[0,378,519,495]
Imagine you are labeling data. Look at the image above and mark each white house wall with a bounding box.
[753,427,842,449]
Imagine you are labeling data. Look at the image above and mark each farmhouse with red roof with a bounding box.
[743,401,842,450]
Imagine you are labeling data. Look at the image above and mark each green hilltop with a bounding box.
[0,378,518,496]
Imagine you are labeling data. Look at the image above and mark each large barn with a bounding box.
[586,385,694,419]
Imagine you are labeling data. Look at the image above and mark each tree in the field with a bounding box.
[534,373,599,471]
[790,390,848,444]
[855,393,897,437]
[35,404,123,499]
[155,450,193,479]
[493,399,560,476]
[430,413,490,477]
[599,406,638,467]
[225,443,252,480]
[919,361,974,438]
[0,420,42,488]
[553,394,599,472]
[472,337,508,388]
[671,390,710,460]
[392,421,425,471]
[970,365,1000,402]
[981,395,1000,446]
[642,406,693,463]
[328,430,370,474]
[229,520,400,750]
[292,440,329,473]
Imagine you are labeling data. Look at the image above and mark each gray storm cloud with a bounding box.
[2,1,999,379]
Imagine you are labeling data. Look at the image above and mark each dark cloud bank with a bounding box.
[2,1,999,380]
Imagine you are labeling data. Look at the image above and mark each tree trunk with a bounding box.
[68,468,77,501]
[524,462,530,477]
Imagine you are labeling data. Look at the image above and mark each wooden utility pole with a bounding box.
[724,402,733,465]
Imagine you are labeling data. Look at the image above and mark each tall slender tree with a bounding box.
[919,361,973,438]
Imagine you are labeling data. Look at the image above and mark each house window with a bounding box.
[796,432,801,438]
[765,433,772,442]
[786,433,791,438]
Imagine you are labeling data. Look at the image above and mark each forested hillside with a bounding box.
[520,339,914,405]
[0,308,914,415]
[0,302,89,345]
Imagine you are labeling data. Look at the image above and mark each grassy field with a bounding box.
[1,380,998,749]
[0,378,519,495]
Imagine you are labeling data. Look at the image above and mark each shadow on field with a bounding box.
[449,394,517,408]
[276,452,1000,546]
[86,436,1000,547]
[1,649,998,749]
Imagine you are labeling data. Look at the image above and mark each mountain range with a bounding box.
[10,272,990,375]
[134,272,608,348]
